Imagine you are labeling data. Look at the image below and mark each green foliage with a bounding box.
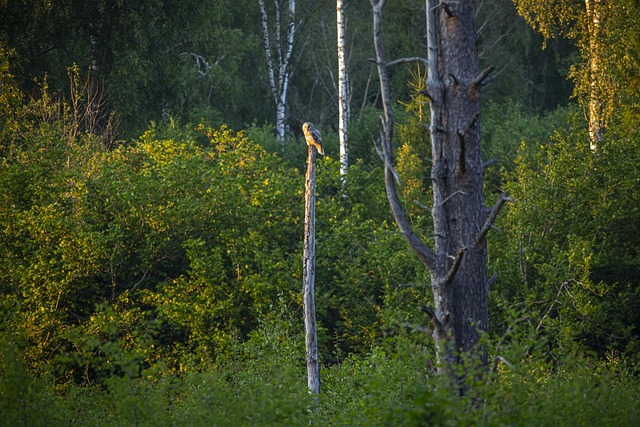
[478,0,575,111]
[0,45,25,152]
[4,330,639,426]
[2,2,640,423]
[0,344,70,427]
[0,69,431,386]
[513,0,640,136]
[482,99,569,170]
[491,114,640,361]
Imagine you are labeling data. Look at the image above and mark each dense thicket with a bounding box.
[0,64,428,380]
[1,0,640,424]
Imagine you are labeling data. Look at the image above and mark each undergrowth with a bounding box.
[2,321,639,427]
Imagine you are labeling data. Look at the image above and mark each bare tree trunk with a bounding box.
[337,0,349,177]
[370,0,508,388]
[303,144,320,394]
[258,0,296,142]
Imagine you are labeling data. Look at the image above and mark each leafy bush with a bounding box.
[490,113,640,361]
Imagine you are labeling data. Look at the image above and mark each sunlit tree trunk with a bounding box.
[512,0,636,149]
[585,0,604,148]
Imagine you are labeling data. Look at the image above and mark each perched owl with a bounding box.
[302,122,325,156]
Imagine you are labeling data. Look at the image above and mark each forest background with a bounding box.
[1,0,640,425]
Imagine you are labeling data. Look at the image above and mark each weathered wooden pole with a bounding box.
[302,139,320,394]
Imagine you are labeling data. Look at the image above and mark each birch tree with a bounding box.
[513,0,640,148]
[258,0,296,142]
[370,0,509,386]
[337,0,349,176]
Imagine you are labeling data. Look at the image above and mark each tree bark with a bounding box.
[302,144,320,394]
[370,0,507,387]
[258,0,296,142]
[337,0,349,177]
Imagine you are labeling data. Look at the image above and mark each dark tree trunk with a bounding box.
[428,0,488,376]
[370,0,509,387]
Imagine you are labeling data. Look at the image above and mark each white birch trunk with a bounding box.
[259,0,277,100]
[258,0,296,142]
[337,0,349,176]
[276,99,287,142]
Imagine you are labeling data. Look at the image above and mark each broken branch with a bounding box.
[373,119,402,186]
[457,131,467,174]
[368,56,429,67]
[413,200,432,213]
[486,273,498,289]
[476,191,512,243]
[482,158,498,169]
[440,189,466,206]
[444,247,466,285]
[473,65,495,87]
[404,322,432,334]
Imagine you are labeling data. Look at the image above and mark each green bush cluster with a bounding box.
[490,111,640,361]
[0,65,428,387]
[2,322,639,426]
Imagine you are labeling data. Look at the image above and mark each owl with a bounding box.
[302,122,325,156]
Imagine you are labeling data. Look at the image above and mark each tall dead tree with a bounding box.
[302,130,321,394]
[370,0,509,384]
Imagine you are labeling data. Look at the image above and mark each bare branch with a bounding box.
[404,322,432,334]
[420,304,442,329]
[464,112,480,134]
[476,6,498,36]
[130,268,151,292]
[420,304,437,318]
[476,191,512,244]
[389,56,429,66]
[359,66,375,117]
[399,283,429,288]
[372,126,402,186]
[456,112,479,175]
[413,200,432,213]
[536,282,567,332]
[440,189,466,206]
[479,24,515,59]
[371,0,437,272]
[473,65,495,88]
[486,273,498,289]
[444,247,466,285]
[375,145,402,186]
[482,158,498,169]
